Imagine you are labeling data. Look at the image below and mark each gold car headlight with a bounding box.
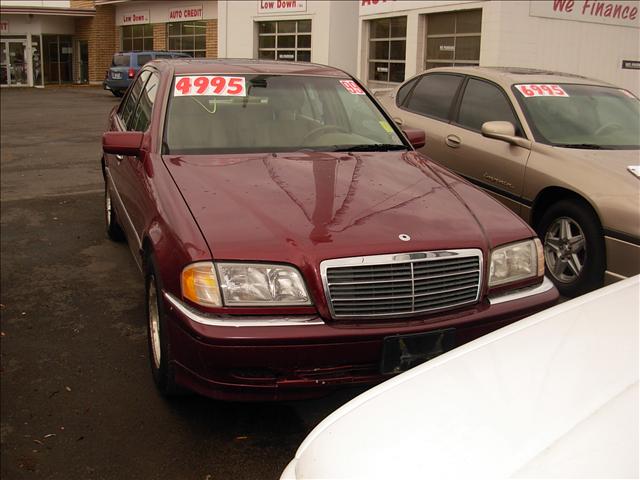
[488,239,544,287]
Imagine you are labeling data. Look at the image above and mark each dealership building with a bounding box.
[1,0,639,95]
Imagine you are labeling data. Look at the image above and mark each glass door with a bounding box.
[0,42,7,85]
[8,41,27,85]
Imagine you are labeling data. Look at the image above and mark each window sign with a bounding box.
[529,1,639,28]
[425,9,482,71]
[258,0,307,14]
[168,5,203,21]
[121,10,149,26]
[368,16,407,84]
[257,20,311,62]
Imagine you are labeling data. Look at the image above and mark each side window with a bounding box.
[130,73,159,132]
[457,78,522,135]
[396,77,418,107]
[404,74,463,121]
[119,71,150,129]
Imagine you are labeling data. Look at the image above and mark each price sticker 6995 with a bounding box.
[515,84,569,98]
[174,75,247,97]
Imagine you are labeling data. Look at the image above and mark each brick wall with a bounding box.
[71,3,117,84]
[153,24,167,51]
[206,19,218,59]
[70,0,94,9]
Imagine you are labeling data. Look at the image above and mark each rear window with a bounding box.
[112,54,130,67]
[154,53,172,60]
[404,73,463,121]
[137,54,153,65]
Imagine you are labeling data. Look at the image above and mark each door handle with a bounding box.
[445,134,461,148]
[393,117,404,127]
[115,154,124,161]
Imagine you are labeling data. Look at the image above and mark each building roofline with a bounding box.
[0,6,96,17]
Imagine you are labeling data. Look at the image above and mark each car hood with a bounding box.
[282,276,640,479]
[162,151,532,265]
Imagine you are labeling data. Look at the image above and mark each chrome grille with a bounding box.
[321,250,482,319]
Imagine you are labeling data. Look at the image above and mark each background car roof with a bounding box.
[422,66,614,88]
[157,58,349,77]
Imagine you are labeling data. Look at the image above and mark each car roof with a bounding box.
[291,275,640,478]
[422,66,613,88]
[154,58,350,77]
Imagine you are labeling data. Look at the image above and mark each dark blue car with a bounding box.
[103,51,191,97]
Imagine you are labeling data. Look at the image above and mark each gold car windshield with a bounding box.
[163,74,407,155]
[513,83,640,150]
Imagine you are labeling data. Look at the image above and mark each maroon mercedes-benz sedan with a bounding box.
[101,59,558,401]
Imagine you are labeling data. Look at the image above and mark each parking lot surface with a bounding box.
[0,87,365,480]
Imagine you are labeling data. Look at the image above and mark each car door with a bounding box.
[392,73,465,165]
[443,77,531,215]
[107,70,150,259]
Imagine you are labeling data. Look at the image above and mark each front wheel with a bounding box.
[145,256,182,396]
[536,199,605,297]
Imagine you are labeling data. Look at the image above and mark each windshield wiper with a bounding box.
[334,144,408,152]
[555,143,602,150]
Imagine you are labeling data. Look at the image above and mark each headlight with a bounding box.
[488,238,544,287]
[217,263,311,306]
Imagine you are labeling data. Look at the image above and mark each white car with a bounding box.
[281,276,639,479]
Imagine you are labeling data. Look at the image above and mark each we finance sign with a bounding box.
[530,0,640,28]
[258,0,307,14]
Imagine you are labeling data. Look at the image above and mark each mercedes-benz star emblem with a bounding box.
[399,234,411,241]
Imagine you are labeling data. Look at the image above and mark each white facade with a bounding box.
[358,0,640,94]
[218,0,359,75]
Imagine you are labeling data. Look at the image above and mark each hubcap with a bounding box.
[105,188,112,227]
[148,278,161,369]
[544,217,586,284]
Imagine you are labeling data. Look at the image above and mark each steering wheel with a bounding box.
[594,122,623,136]
[301,125,348,144]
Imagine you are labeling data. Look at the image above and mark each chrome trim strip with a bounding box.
[488,276,555,305]
[320,249,483,319]
[163,292,325,327]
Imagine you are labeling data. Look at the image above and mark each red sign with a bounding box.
[515,84,569,97]
[168,5,203,21]
[340,80,365,95]
[174,76,247,97]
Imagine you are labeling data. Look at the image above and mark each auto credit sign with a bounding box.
[530,0,640,28]
[168,5,203,21]
[258,0,307,14]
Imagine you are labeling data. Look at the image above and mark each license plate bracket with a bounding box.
[381,329,455,375]
[112,72,122,79]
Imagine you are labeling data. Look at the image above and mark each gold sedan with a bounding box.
[378,67,640,297]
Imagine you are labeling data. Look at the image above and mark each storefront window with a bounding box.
[42,35,72,84]
[257,20,311,62]
[121,24,153,52]
[368,16,406,84]
[425,9,481,70]
[167,21,206,58]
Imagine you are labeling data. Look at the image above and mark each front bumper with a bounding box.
[163,278,558,401]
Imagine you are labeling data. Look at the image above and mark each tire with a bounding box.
[104,181,125,242]
[111,90,124,98]
[536,199,605,297]
[145,254,182,397]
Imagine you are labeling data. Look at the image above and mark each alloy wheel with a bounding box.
[148,277,162,369]
[544,216,586,284]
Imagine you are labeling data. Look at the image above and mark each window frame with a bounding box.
[367,16,407,84]
[167,20,207,58]
[452,76,527,138]
[424,9,482,71]
[398,72,466,123]
[121,24,154,52]
[256,20,312,62]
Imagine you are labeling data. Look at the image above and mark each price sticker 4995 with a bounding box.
[174,75,247,97]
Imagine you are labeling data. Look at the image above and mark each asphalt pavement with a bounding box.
[0,87,365,480]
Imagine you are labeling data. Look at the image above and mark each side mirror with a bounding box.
[102,131,144,156]
[402,128,426,149]
[481,121,531,149]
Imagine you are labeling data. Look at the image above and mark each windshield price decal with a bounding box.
[340,80,365,95]
[174,76,247,97]
[515,84,569,98]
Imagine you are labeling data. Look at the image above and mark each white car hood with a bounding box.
[284,277,639,479]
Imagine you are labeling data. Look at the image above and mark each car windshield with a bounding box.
[513,83,640,149]
[112,54,130,67]
[163,74,407,154]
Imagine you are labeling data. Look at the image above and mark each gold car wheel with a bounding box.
[544,217,586,284]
